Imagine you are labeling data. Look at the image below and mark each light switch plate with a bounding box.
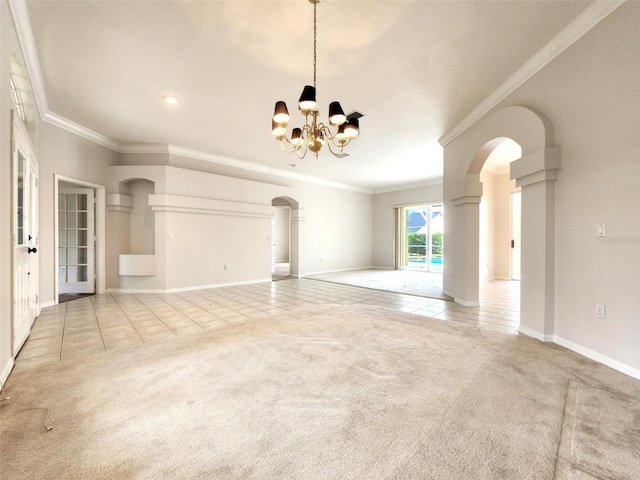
[597,224,606,237]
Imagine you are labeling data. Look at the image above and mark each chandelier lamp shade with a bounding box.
[271,0,360,159]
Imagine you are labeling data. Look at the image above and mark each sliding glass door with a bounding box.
[398,204,443,273]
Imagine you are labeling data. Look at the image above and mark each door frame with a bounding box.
[510,191,522,280]
[54,175,106,302]
[58,187,96,294]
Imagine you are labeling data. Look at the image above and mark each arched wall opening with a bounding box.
[272,196,303,278]
[443,106,560,340]
[477,138,522,284]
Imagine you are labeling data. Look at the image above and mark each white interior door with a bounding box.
[511,192,522,280]
[12,113,39,355]
[59,188,96,294]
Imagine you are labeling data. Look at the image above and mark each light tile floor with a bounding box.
[15,278,520,370]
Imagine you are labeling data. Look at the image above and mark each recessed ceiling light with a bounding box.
[163,95,179,104]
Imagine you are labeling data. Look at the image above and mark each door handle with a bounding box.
[28,247,38,254]
[511,239,515,248]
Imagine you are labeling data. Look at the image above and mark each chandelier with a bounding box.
[271,0,360,159]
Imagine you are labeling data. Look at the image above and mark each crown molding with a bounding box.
[43,111,121,151]
[8,0,373,194]
[8,0,48,117]
[17,0,614,193]
[168,145,373,194]
[372,178,443,195]
[119,144,170,154]
[439,0,626,147]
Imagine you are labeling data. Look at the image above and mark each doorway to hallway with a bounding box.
[54,175,106,304]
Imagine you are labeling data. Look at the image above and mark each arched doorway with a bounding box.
[443,106,561,340]
[478,138,522,283]
[271,196,304,279]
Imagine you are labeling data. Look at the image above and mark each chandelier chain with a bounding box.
[313,1,317,89]
[271,0,359,159]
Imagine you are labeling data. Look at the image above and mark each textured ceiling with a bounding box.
[25,0,589,191]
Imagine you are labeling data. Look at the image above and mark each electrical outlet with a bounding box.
[596,224,606,237]
[224,264,229,271]
[595,304,605,319]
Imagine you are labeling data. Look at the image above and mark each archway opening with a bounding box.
[444,106,559,338]
[477,138,522,328]
[271,197,300,280]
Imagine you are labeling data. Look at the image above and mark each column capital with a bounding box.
[511,147,561,187]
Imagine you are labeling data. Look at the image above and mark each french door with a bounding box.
[58,188,96,294]
[12,112,39,355]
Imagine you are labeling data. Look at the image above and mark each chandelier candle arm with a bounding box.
[270,0,360,159]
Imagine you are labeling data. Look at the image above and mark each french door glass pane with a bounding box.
[78,247,87,265]
[77,194,87,210]
[77,266,88,282]
[67,212,77,229]
[67,247,77,265]
[17,152,25,245]
[78,229,87,246]
[59,190,93,289]
[67,230,77,247]
[67,266,77,283]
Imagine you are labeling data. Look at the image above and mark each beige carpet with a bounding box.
[1,305,639,479]
[307,269,452,300]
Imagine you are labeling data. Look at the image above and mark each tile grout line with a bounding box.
[99,293,144,345]
[89,295,107,352]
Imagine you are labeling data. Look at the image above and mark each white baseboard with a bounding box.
[0,358,15,390]
[107,278,273,294]
[518,325,554,342]
[516,327,640,381]
[553,335,640,381]
[304,266,376,277]
[40,300,56,309]
[453,297,480,307]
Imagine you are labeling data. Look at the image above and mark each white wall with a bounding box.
[372,184,443,269]
[107,160,374,290]
[444,2,640,375]
[303,183,373,274]
[493,1,640,374]
[479,170,495,282]
[38,121,119,304]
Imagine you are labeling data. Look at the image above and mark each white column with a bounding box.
[290,209,306,278]
[511,147,561,340]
